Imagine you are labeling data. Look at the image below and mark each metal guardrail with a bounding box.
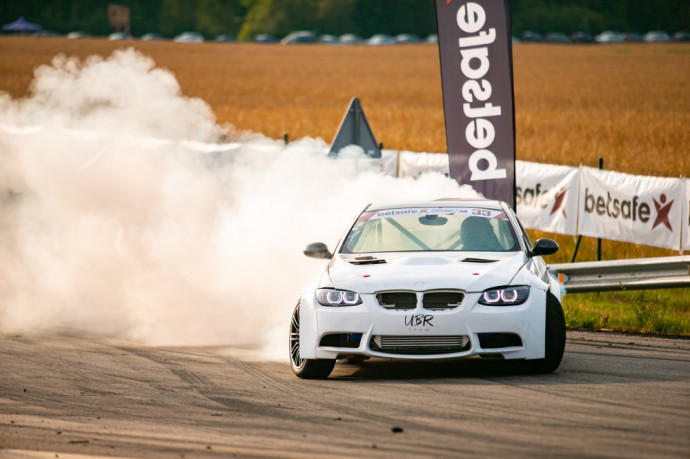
[549,256,690,293]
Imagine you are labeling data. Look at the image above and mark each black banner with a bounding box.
[434,0,516,208]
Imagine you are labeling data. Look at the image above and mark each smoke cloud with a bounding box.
[0,48,478,358]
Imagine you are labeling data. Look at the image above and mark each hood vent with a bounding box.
[349,256,387,265]
[461,258,498,263]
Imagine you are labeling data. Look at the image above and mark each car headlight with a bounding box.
[315,288,362,307]
[478,286,530,306]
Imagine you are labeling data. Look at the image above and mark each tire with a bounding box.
[525,292,566,373]
[289,301,335,379]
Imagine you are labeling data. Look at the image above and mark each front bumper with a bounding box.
[300,290,546,361]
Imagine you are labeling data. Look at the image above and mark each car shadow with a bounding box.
[330,356,543,381]
[325,348,689,385]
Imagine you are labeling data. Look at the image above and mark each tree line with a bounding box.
[2,0,689,40]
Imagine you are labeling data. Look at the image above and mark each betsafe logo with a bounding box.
[583,188,674,232]
[516,184,569,217]
[453,0,507,181]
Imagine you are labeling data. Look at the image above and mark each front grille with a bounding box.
[370,335,469,355]
[422,291,464,310]
[376,291,417,310]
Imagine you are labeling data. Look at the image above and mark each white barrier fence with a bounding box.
[141,143,690,252]
[396,152,689,252]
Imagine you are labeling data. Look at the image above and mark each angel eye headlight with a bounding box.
[316,288,362,307]
[478,286,530,306]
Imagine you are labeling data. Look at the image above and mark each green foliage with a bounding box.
[1,0,688,39]
[563,289,690,335]
[238,0,318,41]
[511,1,605,35]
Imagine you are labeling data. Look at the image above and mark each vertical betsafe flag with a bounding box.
[434,0,516,207]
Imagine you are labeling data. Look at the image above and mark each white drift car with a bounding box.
[290,199,565,379]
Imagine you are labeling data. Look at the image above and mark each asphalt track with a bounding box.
[1,330,688,458]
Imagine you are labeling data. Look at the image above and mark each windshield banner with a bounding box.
[578,167,685,250]
[366,207,505,222]
[434,0,516,207]
[516,162,579,236]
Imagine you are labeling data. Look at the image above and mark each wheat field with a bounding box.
[2,37,689,177]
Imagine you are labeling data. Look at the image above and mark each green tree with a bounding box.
[314,0,356,35]
[238,0,316,41]
[195,0,246,37]
[159,0,197,36]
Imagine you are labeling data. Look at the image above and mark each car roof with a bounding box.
[365,198,504,212]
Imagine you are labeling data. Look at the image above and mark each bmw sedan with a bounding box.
[290,199,565,379]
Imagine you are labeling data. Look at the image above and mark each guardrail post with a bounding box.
[571,235,582,263]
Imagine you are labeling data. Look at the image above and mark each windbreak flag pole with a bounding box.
[434,0,516,209]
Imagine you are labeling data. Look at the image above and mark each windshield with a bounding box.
[341,207,519,254]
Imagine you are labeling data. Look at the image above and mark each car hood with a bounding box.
[325,252,527,293]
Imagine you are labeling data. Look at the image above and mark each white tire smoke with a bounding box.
[0,48,478,358]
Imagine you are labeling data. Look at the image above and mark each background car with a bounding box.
[643,30,670,42]
[595,31,624,43]
[253,33,277,43]
[108,32,132,40]
[394,33,420,44]
[339,33,362,44]
[66,31,90,39]
[366,34,395,46]
[673,31,690,41]
[521,31,543,42]
[318,34,339,44]
[570,32,594,43]
[281,30,316,44]
[424,33,439,44]
[290,199,565,379]
[173,32,204,43]
[545,32,570,43]
[140,32,163,41]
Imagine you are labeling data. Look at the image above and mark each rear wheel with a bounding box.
[289,301,335,379]
[525,292,566,373]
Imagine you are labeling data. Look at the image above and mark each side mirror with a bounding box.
[530,238,559,257]
[303,242,333,259]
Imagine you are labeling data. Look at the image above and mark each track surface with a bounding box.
[1,331,689,458]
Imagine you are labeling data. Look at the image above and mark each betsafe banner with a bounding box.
[515,162,579,236]
[579,167,685,250]
[434,0,516,207]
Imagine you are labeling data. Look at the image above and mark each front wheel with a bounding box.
[289,301,335,379]
[525,292,566,373]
